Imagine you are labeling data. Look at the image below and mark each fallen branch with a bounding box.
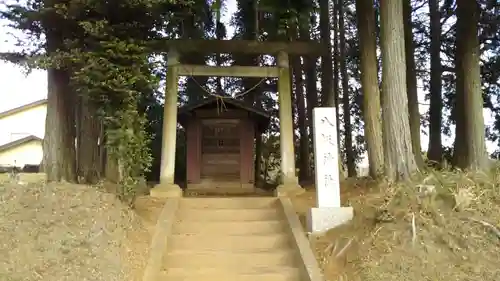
[412,212,417,246]
[335,238,353,258]
[324,239,339,257]
[368,226,383,243]
[468,218,500,239]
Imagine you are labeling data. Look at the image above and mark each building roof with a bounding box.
[178,96,271,131]
[0,135,43,153]
[0,99,47,120]
[179,96,270,117]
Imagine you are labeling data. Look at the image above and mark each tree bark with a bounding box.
[305,59,317,140]
[320,0,345,177]
[339,0,356,177]
[427,0,443,165]
[301,16,317,178]
[355,0,384,178]
[182,14,208,104]
[43,1,77,182]
[380,0,418,181]
[455,0,489,170]
[295,15,313,182]
[402,0,425,169]
[453,57,467,167]
[320,0,334,107]
[293,58,310,182]
[332,0,341,139]
[77,96,100,184]
[43,67,77,182]
[254,96,263,186]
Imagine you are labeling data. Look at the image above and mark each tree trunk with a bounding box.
[239,0,264,184]
[320,0,345,177]
[98,122,106,176]
[293,58,310,182]
[289,37,298,173]
[43,3,77,182]
[216,21,224,93]
[332,0,341,139]
[43,67,77,182]
[427,0,443,165]
[339,0,356,177]
[320,0,333,107]
[105,152,122,184]
[183,14,208,104]
[77,96,100,184]
[254,96,263,186]
[302,15,317,178]
[355,0,384,178]
[402,0,424,169]
[455,0,489,170]
[305,60,316,176]
[453,1,466,167]
[453,58,467,167]
[380,0,418,181]
[294,16,312,182]
[305,60,317,140]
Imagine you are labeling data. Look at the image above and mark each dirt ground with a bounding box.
[291,172,500,281]
[0,173,165,281]
[2,171,499,281]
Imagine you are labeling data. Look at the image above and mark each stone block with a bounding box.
[306,207,353,234]
[275,184,305,197]
[150,183,182,198]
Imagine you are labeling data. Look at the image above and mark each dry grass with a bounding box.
[0,174,155,281]
[292,170,500,281]
[4,170,499,281]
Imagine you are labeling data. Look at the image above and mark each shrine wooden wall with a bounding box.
[184,108,255,187]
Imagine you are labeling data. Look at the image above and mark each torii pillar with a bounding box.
[275,51,304,196]
[150,49,183,197]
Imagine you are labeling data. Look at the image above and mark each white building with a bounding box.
[0,99,47,167]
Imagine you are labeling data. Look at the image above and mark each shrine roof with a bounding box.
[177,96,271,130]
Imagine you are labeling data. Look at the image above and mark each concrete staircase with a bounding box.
[158,197,306,281]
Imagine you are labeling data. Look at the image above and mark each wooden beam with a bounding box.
[177,64,279,77]
[150,39,326,56]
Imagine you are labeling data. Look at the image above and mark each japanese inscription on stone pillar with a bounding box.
[313,107,341,208]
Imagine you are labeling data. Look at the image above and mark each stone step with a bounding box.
[179,197,278,209]
[176,208,282,221]
[172,220,288,235]
[160,269,301,281]
[163,265,300,275]
[164,249,297,268]
[168,233,292,251]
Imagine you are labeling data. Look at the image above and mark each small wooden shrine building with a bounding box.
[148,39,325,197]
[177,96,270,191]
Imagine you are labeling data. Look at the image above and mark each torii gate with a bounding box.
[149,39,325,197]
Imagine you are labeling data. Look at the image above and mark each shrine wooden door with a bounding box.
[200,119,241,182]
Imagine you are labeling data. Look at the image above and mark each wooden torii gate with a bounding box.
[150,39,325,197]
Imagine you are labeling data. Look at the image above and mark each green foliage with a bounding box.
[1,0,165,202]
[66,21,158,201]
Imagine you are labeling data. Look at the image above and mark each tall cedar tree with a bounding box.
[339,0,356,176]
[455,0,489,170]
[403,0,424,169]
[380,0,418,180]
[427,0,443,164]
[355,0,384,177]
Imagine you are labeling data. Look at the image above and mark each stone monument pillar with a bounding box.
[306,107,353,233]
